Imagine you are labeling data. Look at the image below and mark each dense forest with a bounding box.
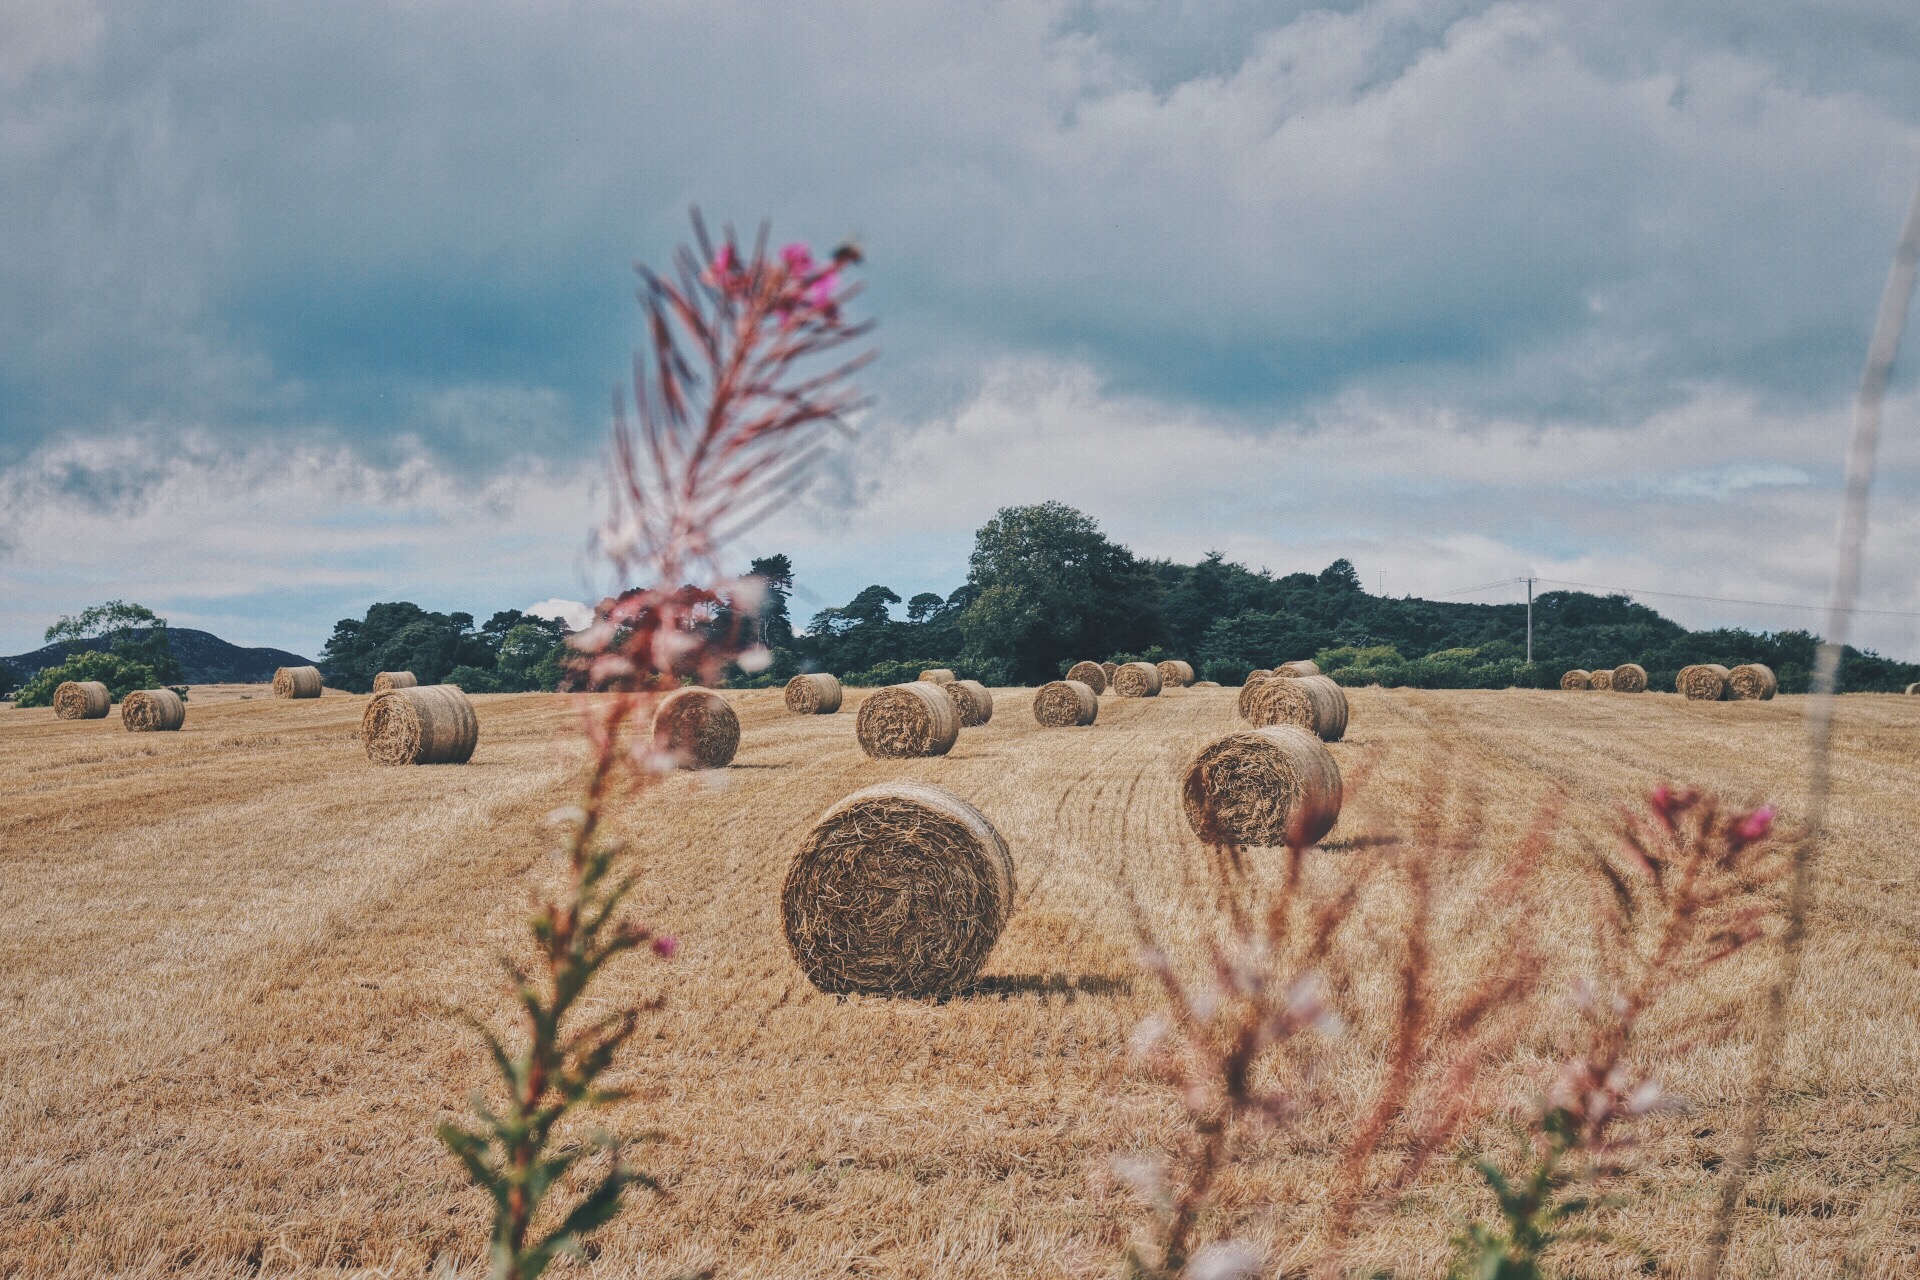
[262,502,1918,699]
[738,502,1920,695]
[19,504,1904,704]
[318,604,570,693]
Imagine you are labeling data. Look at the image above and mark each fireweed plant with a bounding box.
[1123,741,1785,1279]
[436,214,872,1280]
[1451,787,1784,1279]
[1121,747,1559,1278]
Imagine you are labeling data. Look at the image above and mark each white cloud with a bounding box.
[525,598,591,631]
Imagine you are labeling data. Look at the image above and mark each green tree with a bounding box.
[958,502,1168,684]
[14,648,166,708]
[14,600,184,706]
[747,554,796,648]
[41,599,182,685]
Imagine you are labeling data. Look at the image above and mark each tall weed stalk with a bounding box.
[436,213,871,1280]
[1695,175,1920,1278]
[1454,787,1784,1278]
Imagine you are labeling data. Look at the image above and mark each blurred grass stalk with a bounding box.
[1696,174,1920,1279]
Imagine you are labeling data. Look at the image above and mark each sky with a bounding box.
[4,0,1920,659]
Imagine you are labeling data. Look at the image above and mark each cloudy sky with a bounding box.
[4,0,1919,659]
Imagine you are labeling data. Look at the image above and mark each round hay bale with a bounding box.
[651,687,741,769]
[1193,680,1221,687]
[1560,669,1592,691]
[1245,668,1273,684]
[945,679,995,727]
[1611,663,1649,693]
[856,683,960,758]
[1237,675,1274,720]
[362,684,479,765]
[1589,668,1615,691]
[1111,661,1163,698]
[1276,659,1321,678]
[1100,661,1119,685]
[1907,682,1920,695]
[1032,680,1098,727]
[917,668,956,685]
[273,666,323,699]
[1156,659,1195,688]
[784,673,843,715]
[1728,664,1778,701]
[1065,661,1108,694]
[121,688,185,732]
[782,782,1014,996]
[372,671,418,693]
[1181,725,1343,847]
[53,680,111,720]
[1677,664,1731,701]
[1244,672,1348,742]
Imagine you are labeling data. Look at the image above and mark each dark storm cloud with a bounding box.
[1,0,1916,474]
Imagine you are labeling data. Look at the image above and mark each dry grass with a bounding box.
[2,684,1918,1277]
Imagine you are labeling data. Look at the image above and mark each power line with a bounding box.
[1428,575,1920,620]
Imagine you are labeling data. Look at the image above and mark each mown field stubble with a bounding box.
[2,685,1917,1277]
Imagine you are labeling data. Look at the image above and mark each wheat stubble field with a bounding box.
[2,685,1917,1278]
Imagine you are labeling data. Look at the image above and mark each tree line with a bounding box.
[9,503,1915,703]
[735,501,1920,695]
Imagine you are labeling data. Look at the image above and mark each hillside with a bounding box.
[3,627,313,685]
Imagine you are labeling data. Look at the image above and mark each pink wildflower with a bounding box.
[805,271,838,309]
[651,936,680,958]
[1735,805,1775,845]
[780,242,815,275]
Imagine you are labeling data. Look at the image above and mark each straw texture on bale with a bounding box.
[1193,680,1221,687]
[856,683,960,758]
[274,666,323,699]
[1611,663,1649,693]
[1100,662,1118,685]
[917,668,956,685]
[1908,682,1920,695]
[1156,659,1195,688]
[1181,725,1343,847]
[1276,659,1321,678]
[1110,661,1163,698]
[121,688,185,732]
[1237,676,1270,720]
[944,679,995,727]
[1589,669,1615,691]
[361,684,479,765]
[1728,664,1778,701]
[1244,672,1349,742]
[784,673,843,715]
[1065,661,1108,694]
[1031,680,1098,727]
[372,671,418,693]
[1677,664,1731,701]
[1245,669,1273,684]
[53,680,111,720]
[1560,670,1591,691]
[782,782,1015,997]
[651,687,741,769]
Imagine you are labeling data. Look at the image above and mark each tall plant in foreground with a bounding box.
[437,214,872,1280]
[1451,786,1783,1279]
[1121,746,1556,1278]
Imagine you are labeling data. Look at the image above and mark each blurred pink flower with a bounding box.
[805,271,839,308]
[1736,806,1776,843]
[651,936,680,958]
[780,242,815,274]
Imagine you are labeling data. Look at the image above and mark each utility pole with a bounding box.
[1526,577,1535,665]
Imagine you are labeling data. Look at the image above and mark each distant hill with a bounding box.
[3,628,315,685]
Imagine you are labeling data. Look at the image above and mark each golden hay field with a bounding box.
[2,684,1917,1278]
